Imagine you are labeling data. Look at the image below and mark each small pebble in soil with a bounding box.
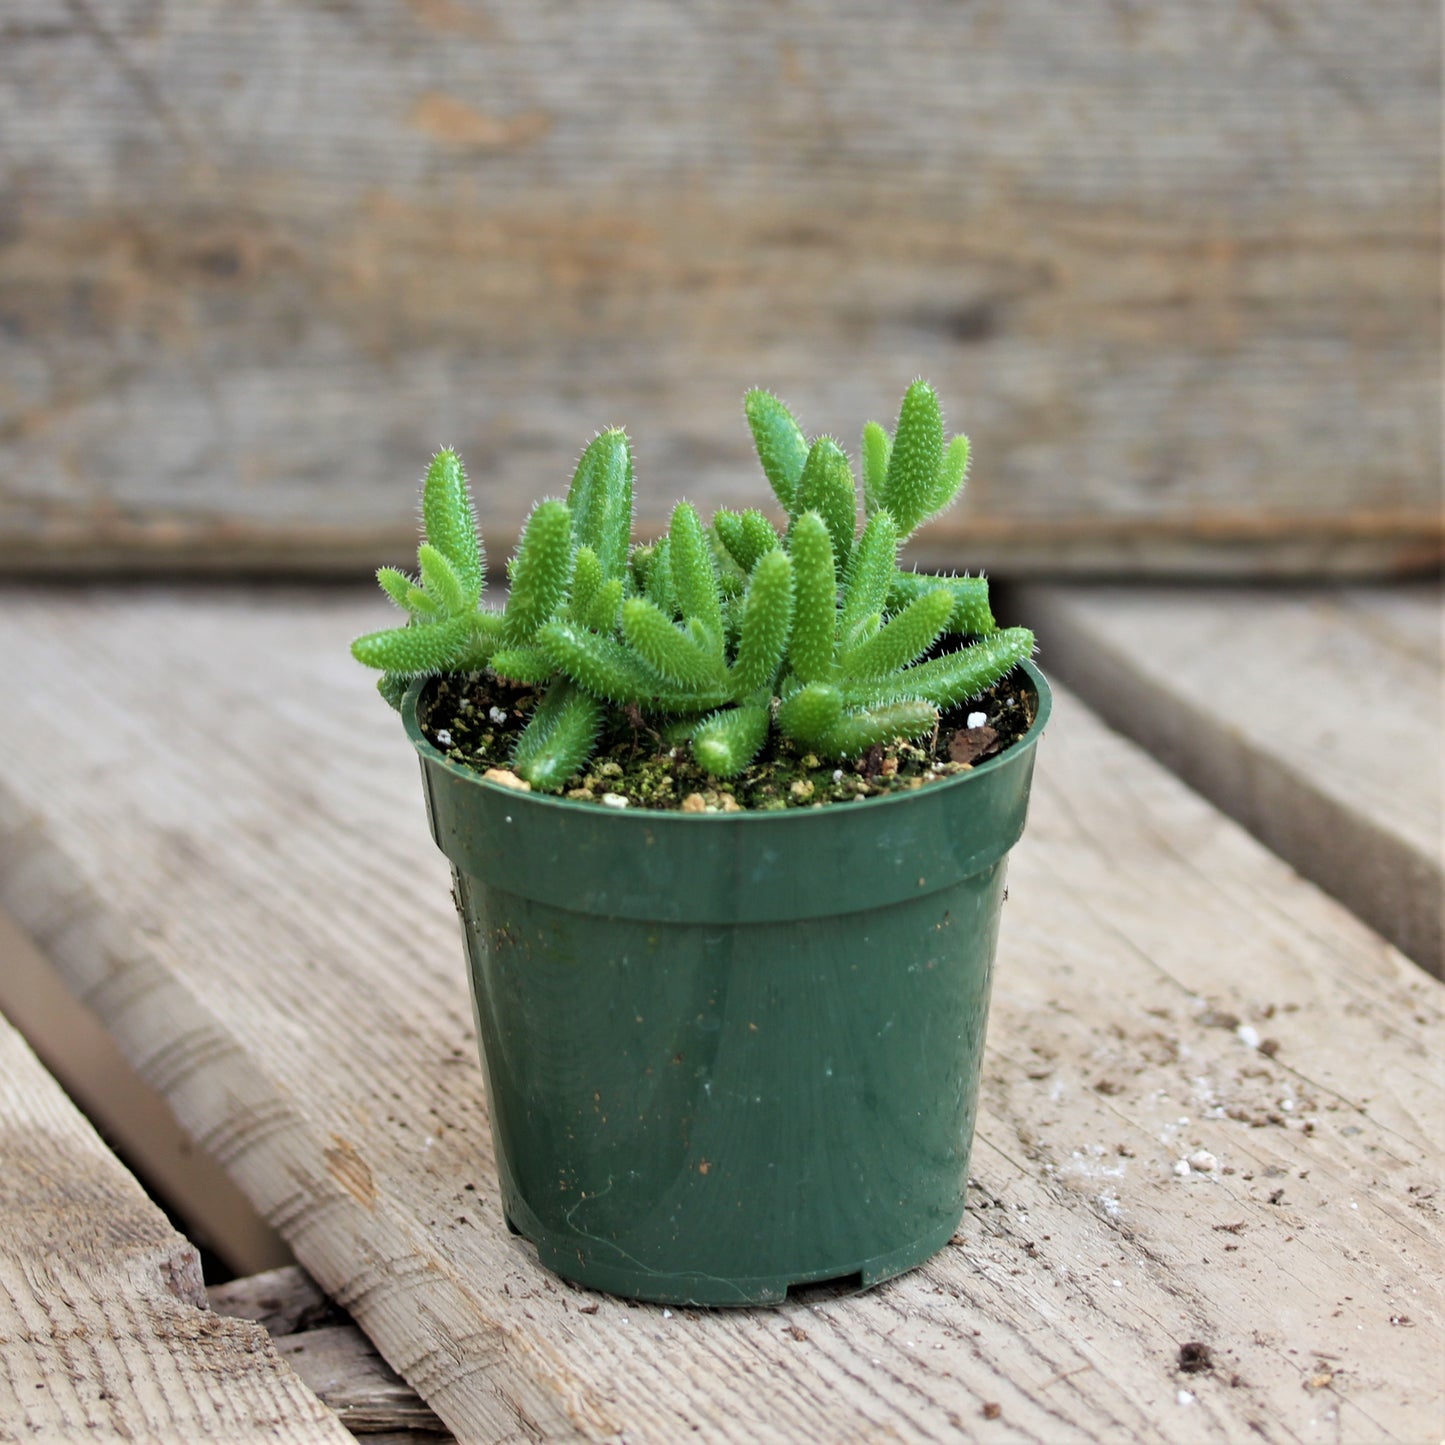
[967,711,987,729]
[601,793,629,809]
[489,706,508,725]
[434,728,452,746]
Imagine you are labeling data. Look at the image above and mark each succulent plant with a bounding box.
[352,382,1035,792]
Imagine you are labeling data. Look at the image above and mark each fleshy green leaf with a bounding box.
[489,645,556,685]
[786,512,837,684]
[691,704,770,778]
[567,429,634,580]
[849,627,1034,709]
[744,389,809,513]
[730,548,794,697]
[839,586,954,680]
[622,597,725,689]
[793,437,858,575]
[377,672,410,710]
[777,681,843,747]
[818,701,938,758]
[511,679,603,791]
[503,499,574,644]
[538,620,669,705]
[887,570,996,635]
[350,612,475,676]
[422,449,484,596]
[927,433,970,515]
[861,421,891,515]
[667,502,723,643]
[840,511,899,644]
[644,536,675,615]
[417,543,469,614]
[376,566,419,612]
[882,381,944,538]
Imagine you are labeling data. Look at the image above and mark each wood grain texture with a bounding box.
[1015,583,1444,976]
[0,588,1441,1442]
[0,2,1439,577]
[211,1268,453,1439]
[0,1004,351,1442]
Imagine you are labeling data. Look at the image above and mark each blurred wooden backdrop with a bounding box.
[1,0,1439,577]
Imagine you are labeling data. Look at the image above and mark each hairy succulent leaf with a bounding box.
[376,566,422,613]
[691,704,770,778]
[643,536,675,615]
[839,586,953,680]
[511,679,602,791]
[422,449,484,597]
[567,429,634,579]
[730,548,794,697]
[417,543,468,615]
[739,510,782,570]
[861,421,891,515]
[622,597,725,689]
[928,433,970,515]
[668,502,723,643]
[851,627,1034,709]
[840,511,899,644]
[537,620,663,704]
[490,644,556,685]
[787,512,837,684]
[351,612,476,676]
[793,437,858,574]
[569,546,605,626]
[777,682,843,746]
[503,499,574,644]
[744,389,809,513]
[882,380,944,538]
[887,570,996,635]
[817,701,938,757]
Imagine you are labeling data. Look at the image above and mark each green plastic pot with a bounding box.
[404,663,1050,1306]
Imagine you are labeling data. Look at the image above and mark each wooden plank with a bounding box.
[210,1268,453,1439]
[0,905,294,1277]
[0,3,1439,577]
[0,588,1440,1442]
[1014,583,1444,976]
[0,1003,352,1442]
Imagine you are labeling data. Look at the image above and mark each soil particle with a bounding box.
[421,670,1037,811]
[1178,1342,1214,1374]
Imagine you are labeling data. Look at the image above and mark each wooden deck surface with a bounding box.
[0,588,1439,1443]
[0,1004,351,1442]
[1016,583,1444,975]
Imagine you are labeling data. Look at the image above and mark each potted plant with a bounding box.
[353,382,1050,1305]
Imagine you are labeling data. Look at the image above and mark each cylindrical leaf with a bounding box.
[861,421,891,514]
[567,429,634,579]
[882,381,944,538]
[786,513,838,684]
[840,511,899,643]
[730,548,794,697]
[503,499,575,644]
[350,612,475,676]
[422,449,484,595]
[840,586,954,680]
[668,502,723,642]
[818,701,938,758]
[622,597,724,689]
[744,389,809,513]
[512,680,603,791]
[418,543,468,614]
[793,437,858,574]
[538,621,666,704]
[777,682,843,747]
[926,433,970,514]
[887,571,996,635]
[850,628,1034,709]
[691,704,770,778]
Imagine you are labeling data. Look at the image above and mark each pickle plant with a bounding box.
[352,381,1034,791]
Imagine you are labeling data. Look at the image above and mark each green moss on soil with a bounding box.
[422,669,1037,813]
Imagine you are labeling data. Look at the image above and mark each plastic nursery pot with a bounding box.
[404,663,1051,1307]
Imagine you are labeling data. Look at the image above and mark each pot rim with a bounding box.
[403,657,1051,823]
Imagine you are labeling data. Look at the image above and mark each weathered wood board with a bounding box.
[0,905,294,1278]
[211,1268,453,1441]
[0,589,1439,1442]
[0,4,1439,577]
[1015,583,1444,976]
[0,1004,352,1442]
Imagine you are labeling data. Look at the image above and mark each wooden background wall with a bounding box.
[0,0,1439,577]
